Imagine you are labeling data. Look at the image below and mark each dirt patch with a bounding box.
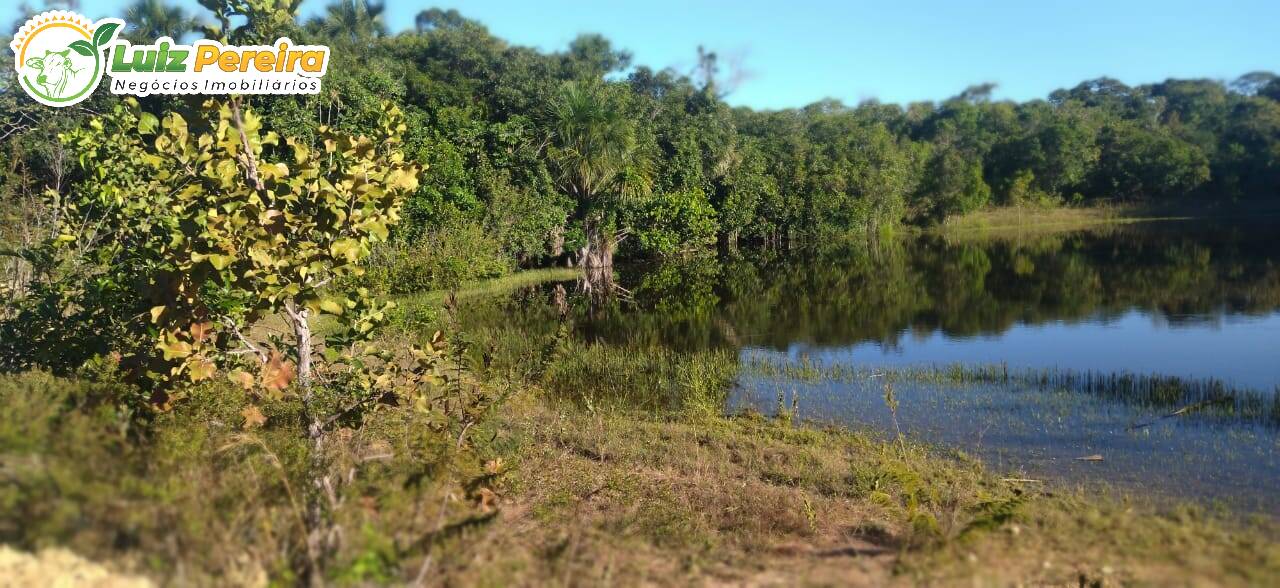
[0,546,152,588]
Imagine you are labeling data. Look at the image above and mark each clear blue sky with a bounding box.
[18,0,1280,109]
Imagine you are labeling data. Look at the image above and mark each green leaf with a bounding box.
[138,112,159,135]
[92,22,121,47]
[206,254,233,270]
[319,299,345,316]
[68,40,94,57]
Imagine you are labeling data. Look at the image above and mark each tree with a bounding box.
[307,0,387,48]
[1092,122,1210,200]
[123,0,203,42]
[47,97,434,586]
[546,81,653,288]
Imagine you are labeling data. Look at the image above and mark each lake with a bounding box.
[483,219,1280,512]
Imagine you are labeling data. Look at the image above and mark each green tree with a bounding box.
[123,0,204,41]
[41,97,433,585]
[307,0,386,48]
[546,81,653,281]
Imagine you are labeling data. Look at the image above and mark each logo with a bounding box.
[10,11,121,107]
[10,11,331,108]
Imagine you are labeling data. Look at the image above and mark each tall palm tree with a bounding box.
[547,81,653,274]
[309,0,386,47]
[123,0,203,42]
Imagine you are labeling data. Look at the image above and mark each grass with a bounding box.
[450,394,1280,586]
[252,266,581,339]
[542,342,736,416]
[396,267,579,308]
[6,285,1280,585]
[935,204,1161,239]
[938,200,1280,241]
[3,355,1280,585]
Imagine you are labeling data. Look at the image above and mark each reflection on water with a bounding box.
[805,310,1280,390]
[481,219,1280,512]
[597,219,1280,390]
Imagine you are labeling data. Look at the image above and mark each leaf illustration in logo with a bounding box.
[68,40,95,57]
[92,22,120,47]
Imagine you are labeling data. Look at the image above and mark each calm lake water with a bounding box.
[490,219,1280,512]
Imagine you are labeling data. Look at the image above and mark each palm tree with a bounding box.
[308,0,386,47]
[123,0,202,42]
[547,81,653,278]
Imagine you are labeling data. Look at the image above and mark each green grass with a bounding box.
[396,267,579,308]
[935,204,1166,239]
[937,201,1280,242]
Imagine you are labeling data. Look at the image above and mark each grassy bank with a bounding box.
[938,201,1280,240]
[2,360,1279,585]
[395,267,580,308]
[465,395,1280,586]
[5,289,1280,585]
[936,204,1153,239]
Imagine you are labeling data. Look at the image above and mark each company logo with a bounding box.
[10,11,331,108]
[10,11,121,107]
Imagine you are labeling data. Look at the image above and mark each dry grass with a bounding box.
[3,368,1278,586]
[436,395,1280,586]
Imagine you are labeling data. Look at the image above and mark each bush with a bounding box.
[0,370,505,584]
[360,221,513,295]
[627,188,719,258]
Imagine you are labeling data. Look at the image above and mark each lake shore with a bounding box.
[934,201,1280,240]
[459,392,1280,585]
[4,318,1280,585]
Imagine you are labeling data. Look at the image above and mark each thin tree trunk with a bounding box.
[286,299,328,588]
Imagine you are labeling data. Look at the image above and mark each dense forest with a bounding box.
[3,1,1280,291]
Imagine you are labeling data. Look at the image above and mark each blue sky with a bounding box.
[16,0,1280,109]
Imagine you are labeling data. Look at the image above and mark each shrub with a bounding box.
[361,222,513,295]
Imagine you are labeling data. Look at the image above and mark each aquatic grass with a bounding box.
[742,353,1280,427]
[543,342,737,416]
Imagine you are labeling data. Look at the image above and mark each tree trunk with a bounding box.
[578,213,615,300]
[287,300,329,588]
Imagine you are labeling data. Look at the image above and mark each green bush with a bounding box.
[360,221,513,295]
[628,188,719,257]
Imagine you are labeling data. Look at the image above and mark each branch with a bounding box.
[221,316,268,364]
[229,97,265,193]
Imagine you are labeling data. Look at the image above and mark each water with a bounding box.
[601,219,1280,391]
[487,219,1280,512]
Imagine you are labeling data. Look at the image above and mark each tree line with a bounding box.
[3,1,1280,280]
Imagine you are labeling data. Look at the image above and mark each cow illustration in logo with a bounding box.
[27,47,82,97]
[9,11,122,107]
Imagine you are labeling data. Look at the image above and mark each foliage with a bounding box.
[0,369,505,585]
[627,188,719,257]
[19,97,422,398]
[357,220,513,295]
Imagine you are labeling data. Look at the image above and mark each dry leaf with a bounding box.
[187,356,216,382]
[189,321,214,343]
[261,351,296,392]
[228,370,255,390]
[241,405,267,429]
